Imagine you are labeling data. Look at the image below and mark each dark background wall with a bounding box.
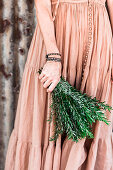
[0,0,36,169]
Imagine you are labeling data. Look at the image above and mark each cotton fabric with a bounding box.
[5,0,113,169]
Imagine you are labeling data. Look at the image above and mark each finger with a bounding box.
[38,72,45,79]
[40,76,48,83]
[43,79,52,88]
[47,80,58,92]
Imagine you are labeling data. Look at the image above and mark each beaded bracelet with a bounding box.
[46,57,62,62]
[46,52,61,58]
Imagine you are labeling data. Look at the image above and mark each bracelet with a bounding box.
[46,52,61,58]
[46,57,62,62]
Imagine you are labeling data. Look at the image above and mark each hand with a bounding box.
[111,62,113,83]
[38,61,62,92]
[111,41,113,83]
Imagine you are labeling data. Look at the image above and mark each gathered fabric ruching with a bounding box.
[5,0,113,170]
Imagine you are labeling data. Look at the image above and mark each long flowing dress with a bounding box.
[4,0,113,169]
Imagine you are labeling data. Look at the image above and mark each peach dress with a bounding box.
[5,0,113,169]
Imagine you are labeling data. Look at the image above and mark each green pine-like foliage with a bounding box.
[38,67,113,143]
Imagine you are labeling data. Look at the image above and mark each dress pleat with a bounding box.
[5,0,113,170]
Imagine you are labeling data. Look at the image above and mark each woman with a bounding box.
[5,0,113,169]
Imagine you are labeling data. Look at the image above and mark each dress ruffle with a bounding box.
[5,0,113,169]
[5,127,113,170]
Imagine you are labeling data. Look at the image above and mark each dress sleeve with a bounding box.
[34,0,60,54]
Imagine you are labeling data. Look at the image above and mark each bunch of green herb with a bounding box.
[38,67,113,143]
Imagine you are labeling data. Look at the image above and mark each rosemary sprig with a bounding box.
[37,68,113,143]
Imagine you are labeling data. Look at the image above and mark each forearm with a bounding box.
[35,0,60,54]
[106,0,113,81]
[107,0,113,34]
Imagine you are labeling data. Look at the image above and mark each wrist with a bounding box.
[47,55,61,59]
[46,60,62,66]
[46,60,62,67]
[45,53,62,63]
[46,57,61,62]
